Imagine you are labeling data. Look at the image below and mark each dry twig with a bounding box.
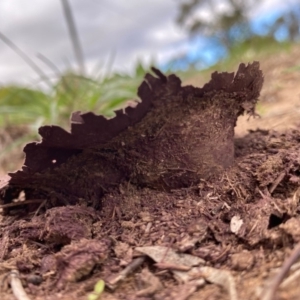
[0,199,45,209]
[10,270,31,300]
[269,171,286,194]
[262,241,300,300]
[106,256,145,290]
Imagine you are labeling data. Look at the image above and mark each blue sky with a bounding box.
[164,3,300,70]
[0,0,298,86]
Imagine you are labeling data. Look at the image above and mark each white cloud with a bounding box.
[249,0,299,18]
[0,0,297,87]
[0,0,187,86]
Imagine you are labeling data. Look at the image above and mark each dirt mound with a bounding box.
[0,64,300,300]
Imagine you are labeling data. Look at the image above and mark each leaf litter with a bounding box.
[0,62,300,299]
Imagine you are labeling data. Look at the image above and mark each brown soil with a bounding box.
[1,47,300,300]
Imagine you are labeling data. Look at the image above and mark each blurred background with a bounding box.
[1,0,300,173]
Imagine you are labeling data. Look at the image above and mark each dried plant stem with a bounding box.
[10,270,31,300]
[262,242,300,300]
[60,0,85,75]
[0,31,51,88]
[0,199,45,209]
[106,256,145,290]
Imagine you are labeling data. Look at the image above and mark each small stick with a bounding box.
[269,171,286,194]
[262,242,300,300]
[106,256,145,290]
[32,200,46,218]
[0,199,45,209]
[10,270,31,300]
[281,268,300,288]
